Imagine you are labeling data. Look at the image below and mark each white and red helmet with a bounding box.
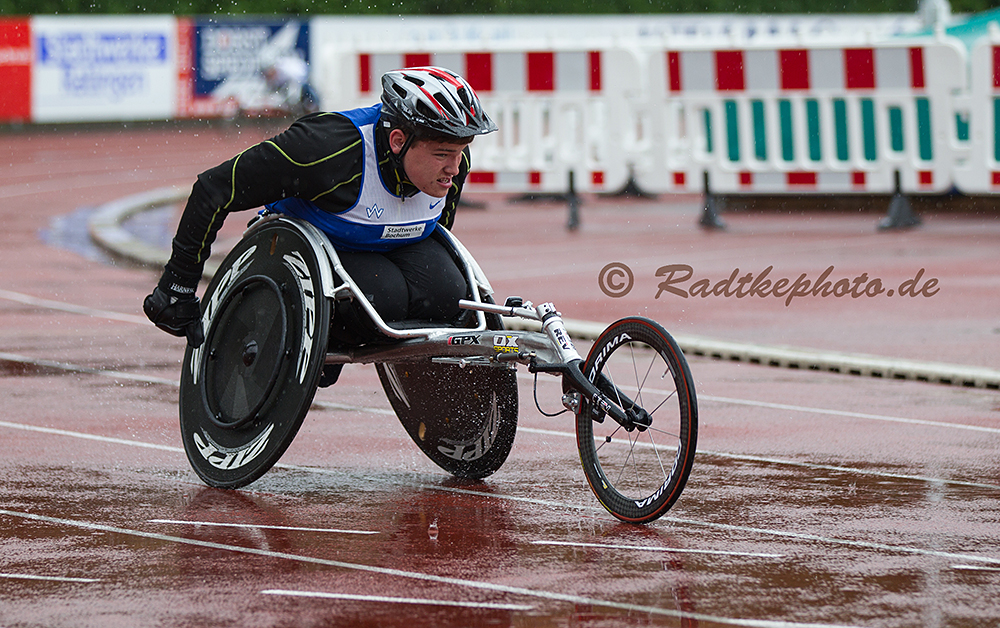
[381,66,497,139]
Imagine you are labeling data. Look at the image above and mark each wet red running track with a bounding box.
[2,122,999,628]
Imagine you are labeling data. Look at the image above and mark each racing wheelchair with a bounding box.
[178,214,698,524]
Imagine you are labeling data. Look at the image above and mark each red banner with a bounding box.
[0,17,31,122]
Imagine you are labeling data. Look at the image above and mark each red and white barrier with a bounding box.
[953,31,1000,194]
[6,15,998,203]
[633,39,966,196]
[336,47,639,194]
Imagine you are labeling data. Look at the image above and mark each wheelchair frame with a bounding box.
[179,213,698,524]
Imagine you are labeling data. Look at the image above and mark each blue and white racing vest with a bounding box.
[266,105,444,252]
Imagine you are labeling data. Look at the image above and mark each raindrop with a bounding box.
[428,518,439,541]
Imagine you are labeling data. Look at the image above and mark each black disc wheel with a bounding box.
[179,219,331,488]
[575,317,697,524]
[377,361,518,480]
[203,276,287,430]
[375,290,518,480]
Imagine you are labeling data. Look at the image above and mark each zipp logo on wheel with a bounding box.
[189,245,257,384]
[283,251,317,384]
[438,391,500,462]
[193,423,273,470]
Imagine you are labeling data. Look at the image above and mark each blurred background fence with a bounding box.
[4,10,1000,205]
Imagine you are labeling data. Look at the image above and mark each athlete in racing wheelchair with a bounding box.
[143,66,698,524]
[144,66,492,350]
[144,66,524,480]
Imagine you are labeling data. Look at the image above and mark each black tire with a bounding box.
[179,219,331,488]
[576,317,697,523]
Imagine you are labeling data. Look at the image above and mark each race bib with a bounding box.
[381,224,425,240]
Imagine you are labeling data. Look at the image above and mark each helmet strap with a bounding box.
[387,126,419,171]
[397,131,418,164]
[384,125,421,196]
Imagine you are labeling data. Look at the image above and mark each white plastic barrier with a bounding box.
[633,39,966,196]
[953,31,1000,194]
[317,46,641,194]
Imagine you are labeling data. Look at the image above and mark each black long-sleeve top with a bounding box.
[164,110,470,287]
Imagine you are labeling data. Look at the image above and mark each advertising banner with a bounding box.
[0,17,32,123]
[179,18,310,117]
[32,16,176,123]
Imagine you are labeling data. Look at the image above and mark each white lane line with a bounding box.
[532,540,783,558]
[0,289,148,325]
[700,394,1000,435]
[662,515,1000,567]
[0,508,860,628]
[693,449,1000,492]
[261,590,534,611]
[0,573,100,583]
[516,427,1000,493]
[2,419,998,568]
[0,420,585,514]
[403,481,1000,567]
[697,450,1000,492]
[312,399,395,416]
[0,352,179,387]
[0,419,182,453]
[951,565,1000,573]
[0,352,392,415]
[149,519,378,535]
[519,373,1000,435]
[0,170,187,201]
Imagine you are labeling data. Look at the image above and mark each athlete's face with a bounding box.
[390,129,467,198]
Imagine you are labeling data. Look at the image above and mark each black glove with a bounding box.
[143,273,204,348]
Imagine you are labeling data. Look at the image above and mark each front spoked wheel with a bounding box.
[576,317,698,523]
